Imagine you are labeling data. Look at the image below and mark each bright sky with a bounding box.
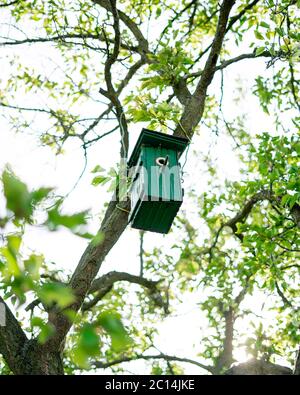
[0,4,294,374]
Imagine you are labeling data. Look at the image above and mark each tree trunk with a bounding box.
[15,340,64,375]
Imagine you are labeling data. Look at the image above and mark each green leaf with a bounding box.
[281,194,290,206]
[38,282,75,308]
[275,27,285,37]
[90,232,104,247]
[0,235,22,278]
[260,22,270,29]
[73,324,100,368]
[24,254,43,280]
[255,47,266,56]
[91,165,105,173]
[2,168,52,221]
[98,311,132,351]
[31,317,55,344]
[2,168,32,220]
[30,187,52,206]
[47,206,88,231]
[91,175,109,186]
[254,31,264,40]
[79,324,100,355]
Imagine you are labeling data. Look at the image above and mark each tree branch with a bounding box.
[294,347,300,375]
[215,307,234,373]
[0,101,53,114]
[93,0,149,54]
[93,353,215,374]
[90,271,159,293]
[116,58,145,96]
[275,282,298,310]
[0,296,28,374]
[155,0,198,50]
[0,0,18,7]
[224,190,300,241]
[226,0,260,32]
[99,0,130,158]
[174,0,236,137]
[184,50,275,81]
[0,33,137,52]
[194,0,261,62]
[225,190,273,240]
[82,271,161,311]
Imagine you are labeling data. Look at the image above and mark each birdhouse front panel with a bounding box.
[142,146,183,202]
[128,129,188,234]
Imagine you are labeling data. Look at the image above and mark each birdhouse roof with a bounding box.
[128,129,189,167]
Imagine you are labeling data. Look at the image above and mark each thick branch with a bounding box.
[90,271,159,293]
[194,0,236,96]
[174,0,236,137]
[103,0,120,96]
[82,271,160,311]
[172,79,192,106]
[215,284,250,373]
[0,296,28,374]
[215,307,234,373]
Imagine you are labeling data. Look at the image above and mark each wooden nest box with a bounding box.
[128,129,189,234]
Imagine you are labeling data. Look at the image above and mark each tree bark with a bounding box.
[17,340,64,375]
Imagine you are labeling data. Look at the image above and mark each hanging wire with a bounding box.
[181,142,190,172]
[177,120,192,175]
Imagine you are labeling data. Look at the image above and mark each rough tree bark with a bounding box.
[0,297,64,375]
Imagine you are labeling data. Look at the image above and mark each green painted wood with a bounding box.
[141,146,182,201]
[128,128,189,168]
[130,200,182,234]
[128,129,188,234]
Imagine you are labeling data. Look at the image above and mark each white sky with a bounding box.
[0,3,296,374]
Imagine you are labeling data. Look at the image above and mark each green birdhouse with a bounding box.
[128,129,189,234]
